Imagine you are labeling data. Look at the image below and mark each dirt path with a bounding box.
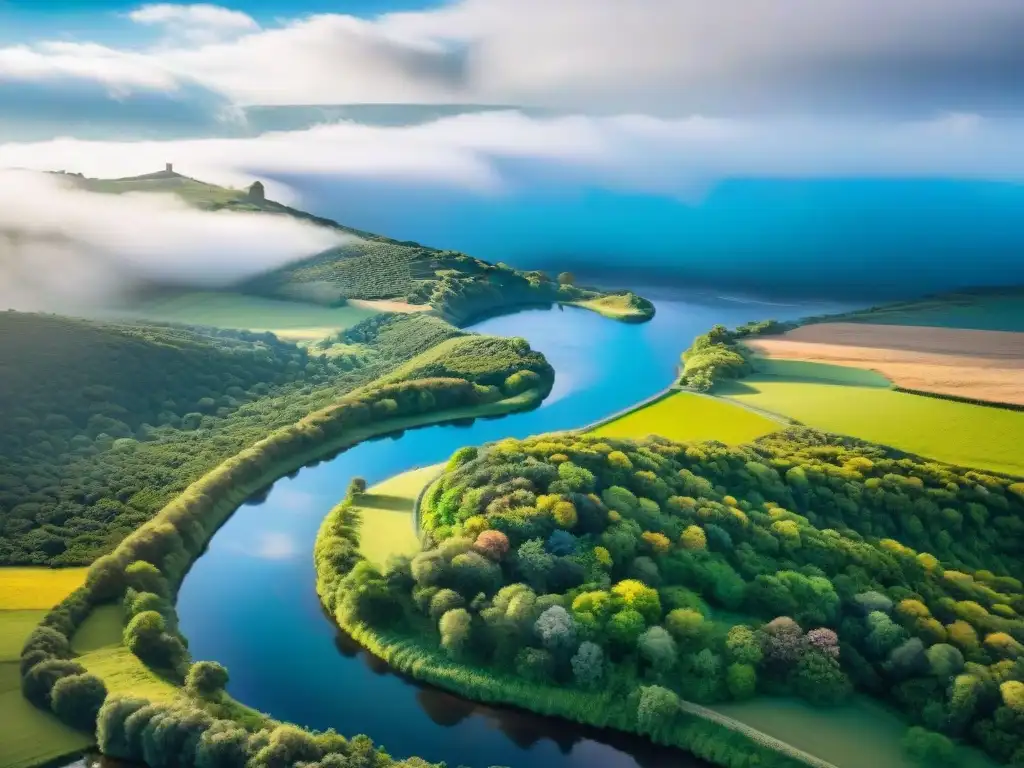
[746,322,1024,405]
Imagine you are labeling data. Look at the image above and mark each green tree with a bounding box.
[186,661,229,699]
[50,673,108,730]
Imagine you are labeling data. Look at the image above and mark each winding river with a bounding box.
[176,288,855,768]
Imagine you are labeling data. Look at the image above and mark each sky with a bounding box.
[2,1,1024,302]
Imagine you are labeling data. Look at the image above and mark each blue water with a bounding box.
[176,289,855,768]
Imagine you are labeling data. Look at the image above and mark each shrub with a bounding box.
[902,726,956,766]
[636,685,679,736]
[50,673,108,730]
[535,606,577,654]
[439,608,472,657]
[186,661,229,698]
[571,641,604,688]
[726,663,757,700]
[22,658,87,708]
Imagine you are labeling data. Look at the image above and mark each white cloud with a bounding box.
[0,170,349,311]
[128,3,259,45]
[2,111,1022,200]
[3,0,1024,114]
[0,42,179,92]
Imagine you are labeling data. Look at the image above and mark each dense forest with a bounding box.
[0,311,551,566]
[320,429,1024,765]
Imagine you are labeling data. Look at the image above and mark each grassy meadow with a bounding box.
[77,646,178,702]
[592,391,780,445]
[0,569,93,768]
[354,464,444,566]
[720,362,1024,476]
[123,291,378,341]
[811,290,1024,332]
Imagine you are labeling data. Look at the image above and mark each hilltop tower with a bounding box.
[165,163,173,173]
[248,180,265,202]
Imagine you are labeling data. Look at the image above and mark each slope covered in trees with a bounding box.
[0,311,551,566]
[320,429,1024,766]
[69,169,655,323]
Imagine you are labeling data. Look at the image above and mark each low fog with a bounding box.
[0,171,349,312]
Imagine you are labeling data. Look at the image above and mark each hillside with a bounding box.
[0,311,551,566]
[63,169,654,324]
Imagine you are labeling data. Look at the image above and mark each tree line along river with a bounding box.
[174,289,857,768]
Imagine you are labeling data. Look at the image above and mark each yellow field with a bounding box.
[78,646,179,702]
[592,391,780,445]
[355,464,444,567]
[0,568,88,610]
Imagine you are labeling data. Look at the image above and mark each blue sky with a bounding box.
[0,0,434,43]
[1,0,1023,301]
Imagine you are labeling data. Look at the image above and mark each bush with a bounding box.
[636,685,679,736]
[902,726,956,766]
[50,673,108,730]
[22,658,87,708]
[186,661,229,698]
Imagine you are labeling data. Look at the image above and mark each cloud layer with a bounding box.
[0,171,348,311]
[2,0,1024,116]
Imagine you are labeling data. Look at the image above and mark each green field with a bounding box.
[592,391,780,444]
[0,597,92,768]
[0,688,92,768]
[721,367,1024,476]
[809,290,1024,332]
[714,696,999,768]
[77,645,179,702]
[354,464,444,566]
[0,611,47,661]
[70,604,124,654]
[122,291,378,341]
[748,357,892,387]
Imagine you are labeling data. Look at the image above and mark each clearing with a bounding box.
[120,291,378,341]
[354,464,445,567]
[591,391,780,445]
[745,322,1024,405]
[0,568,88,610]
[77,645,178,702]
[719,361,1024,477]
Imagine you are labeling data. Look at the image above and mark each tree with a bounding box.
[926,643,965,679]
[608,609,647,650]
[612,579,662,623]
[249,724,322,768]
[726,663,757,700]
[636,685,679,736]
[125,560,169,598]
[535,606,577,655]
[516,648,555,682]
[666,609,707,649]
[571,642,604,688]
[50,673,108,730]
[123,610,184,669]
[96,695,150,759]
[638,626,677,673]
[474,530,509,561]
[22,658,87,708]
[557,272,575,286]
[440,608,472,657]
[429,589,465,620]
[517,538,555,591]
[761,616,805,665]
[793,651,852,706]
[1001,680,1024,713]
[186,661,229,699]
[680,525,707,550]
[902,726,956,766]
[725,625,763,665]
[195,720,250,768]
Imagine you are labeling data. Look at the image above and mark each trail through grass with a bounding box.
[354,464,444,566]
[592,391,779,445]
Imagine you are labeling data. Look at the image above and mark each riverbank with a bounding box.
[316,480,827,768]
[8,384,546,768]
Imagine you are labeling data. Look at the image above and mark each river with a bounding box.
[176,288,855,768]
